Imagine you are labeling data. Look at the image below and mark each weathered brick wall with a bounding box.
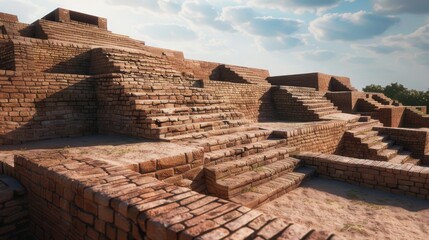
[0,41,14,70]
[11,39,91,74]
[13,152,332,240]
[296,152,429,199]
[268,73,319,89]
[275,121,346,154]
[203,80,275,121]
[268,73,352,92]
[377,107,405,127]
[35,19,145,49]
[373,127,429,161]
[403,108,429,128]
[326,91,366,113]
[0,13,18,22]
[0,175,30,240]
[0,71,97,145]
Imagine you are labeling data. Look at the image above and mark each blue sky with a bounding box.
[1,0,428,90]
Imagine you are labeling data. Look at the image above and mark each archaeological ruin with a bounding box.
[1,8,429,240]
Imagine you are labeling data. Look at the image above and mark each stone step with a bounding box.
[230,166,315,208]
[205,147,298,182]
[346,119,381,131]
[309,106,338,113]
[149,112,244,127]
[388,151,412,164]
[376,148,398,161]
[369,140,396,154]
[144,105,238,116]
[296,99,331,104]
[165,125,259,142]
[128,92,213,101]
[157,119,251,139]
[134,99,225,109]
[208,157,302,199]
[354,131,381,142]
[193,129,273,152]
[303,102,336,109]
[316,109,341,117]
[347,121,383,135]
[361,135,388,147]
[204,138,290,165]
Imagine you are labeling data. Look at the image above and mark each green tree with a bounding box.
[362,84,384,93]
[363,83,429,113]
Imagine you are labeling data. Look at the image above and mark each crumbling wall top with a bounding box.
[41,8,107,29]
[0,12,18,22]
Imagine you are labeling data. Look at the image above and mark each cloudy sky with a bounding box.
[1,0,428,90]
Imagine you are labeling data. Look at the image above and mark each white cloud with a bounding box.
[257,36,303,51]
[249,0,340,13]
[296,50,336,61]
[138,24,197,41]
[354,44,400,54]
[384,23,429,50]
[105,0,184,14]
[309,11,399,41]
[373,0,429,14]
[345,56,374,64]
[221,7,302,36]
[0,0,47,22]
[180,0,232,31]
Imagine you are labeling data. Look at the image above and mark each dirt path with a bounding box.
[258,178,429,240]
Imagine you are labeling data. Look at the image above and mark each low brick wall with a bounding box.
[139,148,206,192]
[0,175,30,239]
[12,38,91,74]
[273,121,346,154]
[373,127,429,162]
[13,152,332,240]
[295,152,429,199]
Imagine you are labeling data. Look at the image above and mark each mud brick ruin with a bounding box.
[1,8,429,240]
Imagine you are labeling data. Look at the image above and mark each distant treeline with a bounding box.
[363,83,429,113]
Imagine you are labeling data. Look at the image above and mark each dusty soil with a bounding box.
[258,178,429,240]
[0,134,198,167]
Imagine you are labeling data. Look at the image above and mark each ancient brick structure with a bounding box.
[1,9,429,240]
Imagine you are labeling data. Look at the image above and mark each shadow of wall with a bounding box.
[0,73,97,145]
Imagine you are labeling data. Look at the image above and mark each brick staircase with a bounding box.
[35,19,146,49]
[220,64,269,84]
[343,119,420,164]
[94,48,252,140]
[274,86,341,121]
[191,129,315,208]
[371,93,401,106]
[330,77,358,91]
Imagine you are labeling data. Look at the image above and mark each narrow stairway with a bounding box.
[343,118,420,165]
[188,128,315,208]
[274,86,341,121]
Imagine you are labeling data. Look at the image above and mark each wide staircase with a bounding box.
[343,119,420,164]
[186,129,315,208]
[274,86,341,121]
[34,19,146,49]
[96,48,252,140]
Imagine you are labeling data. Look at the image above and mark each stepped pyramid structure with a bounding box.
[1,9,429,240]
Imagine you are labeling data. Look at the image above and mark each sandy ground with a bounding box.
[258,178,429,240]
[0,134,198,167]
